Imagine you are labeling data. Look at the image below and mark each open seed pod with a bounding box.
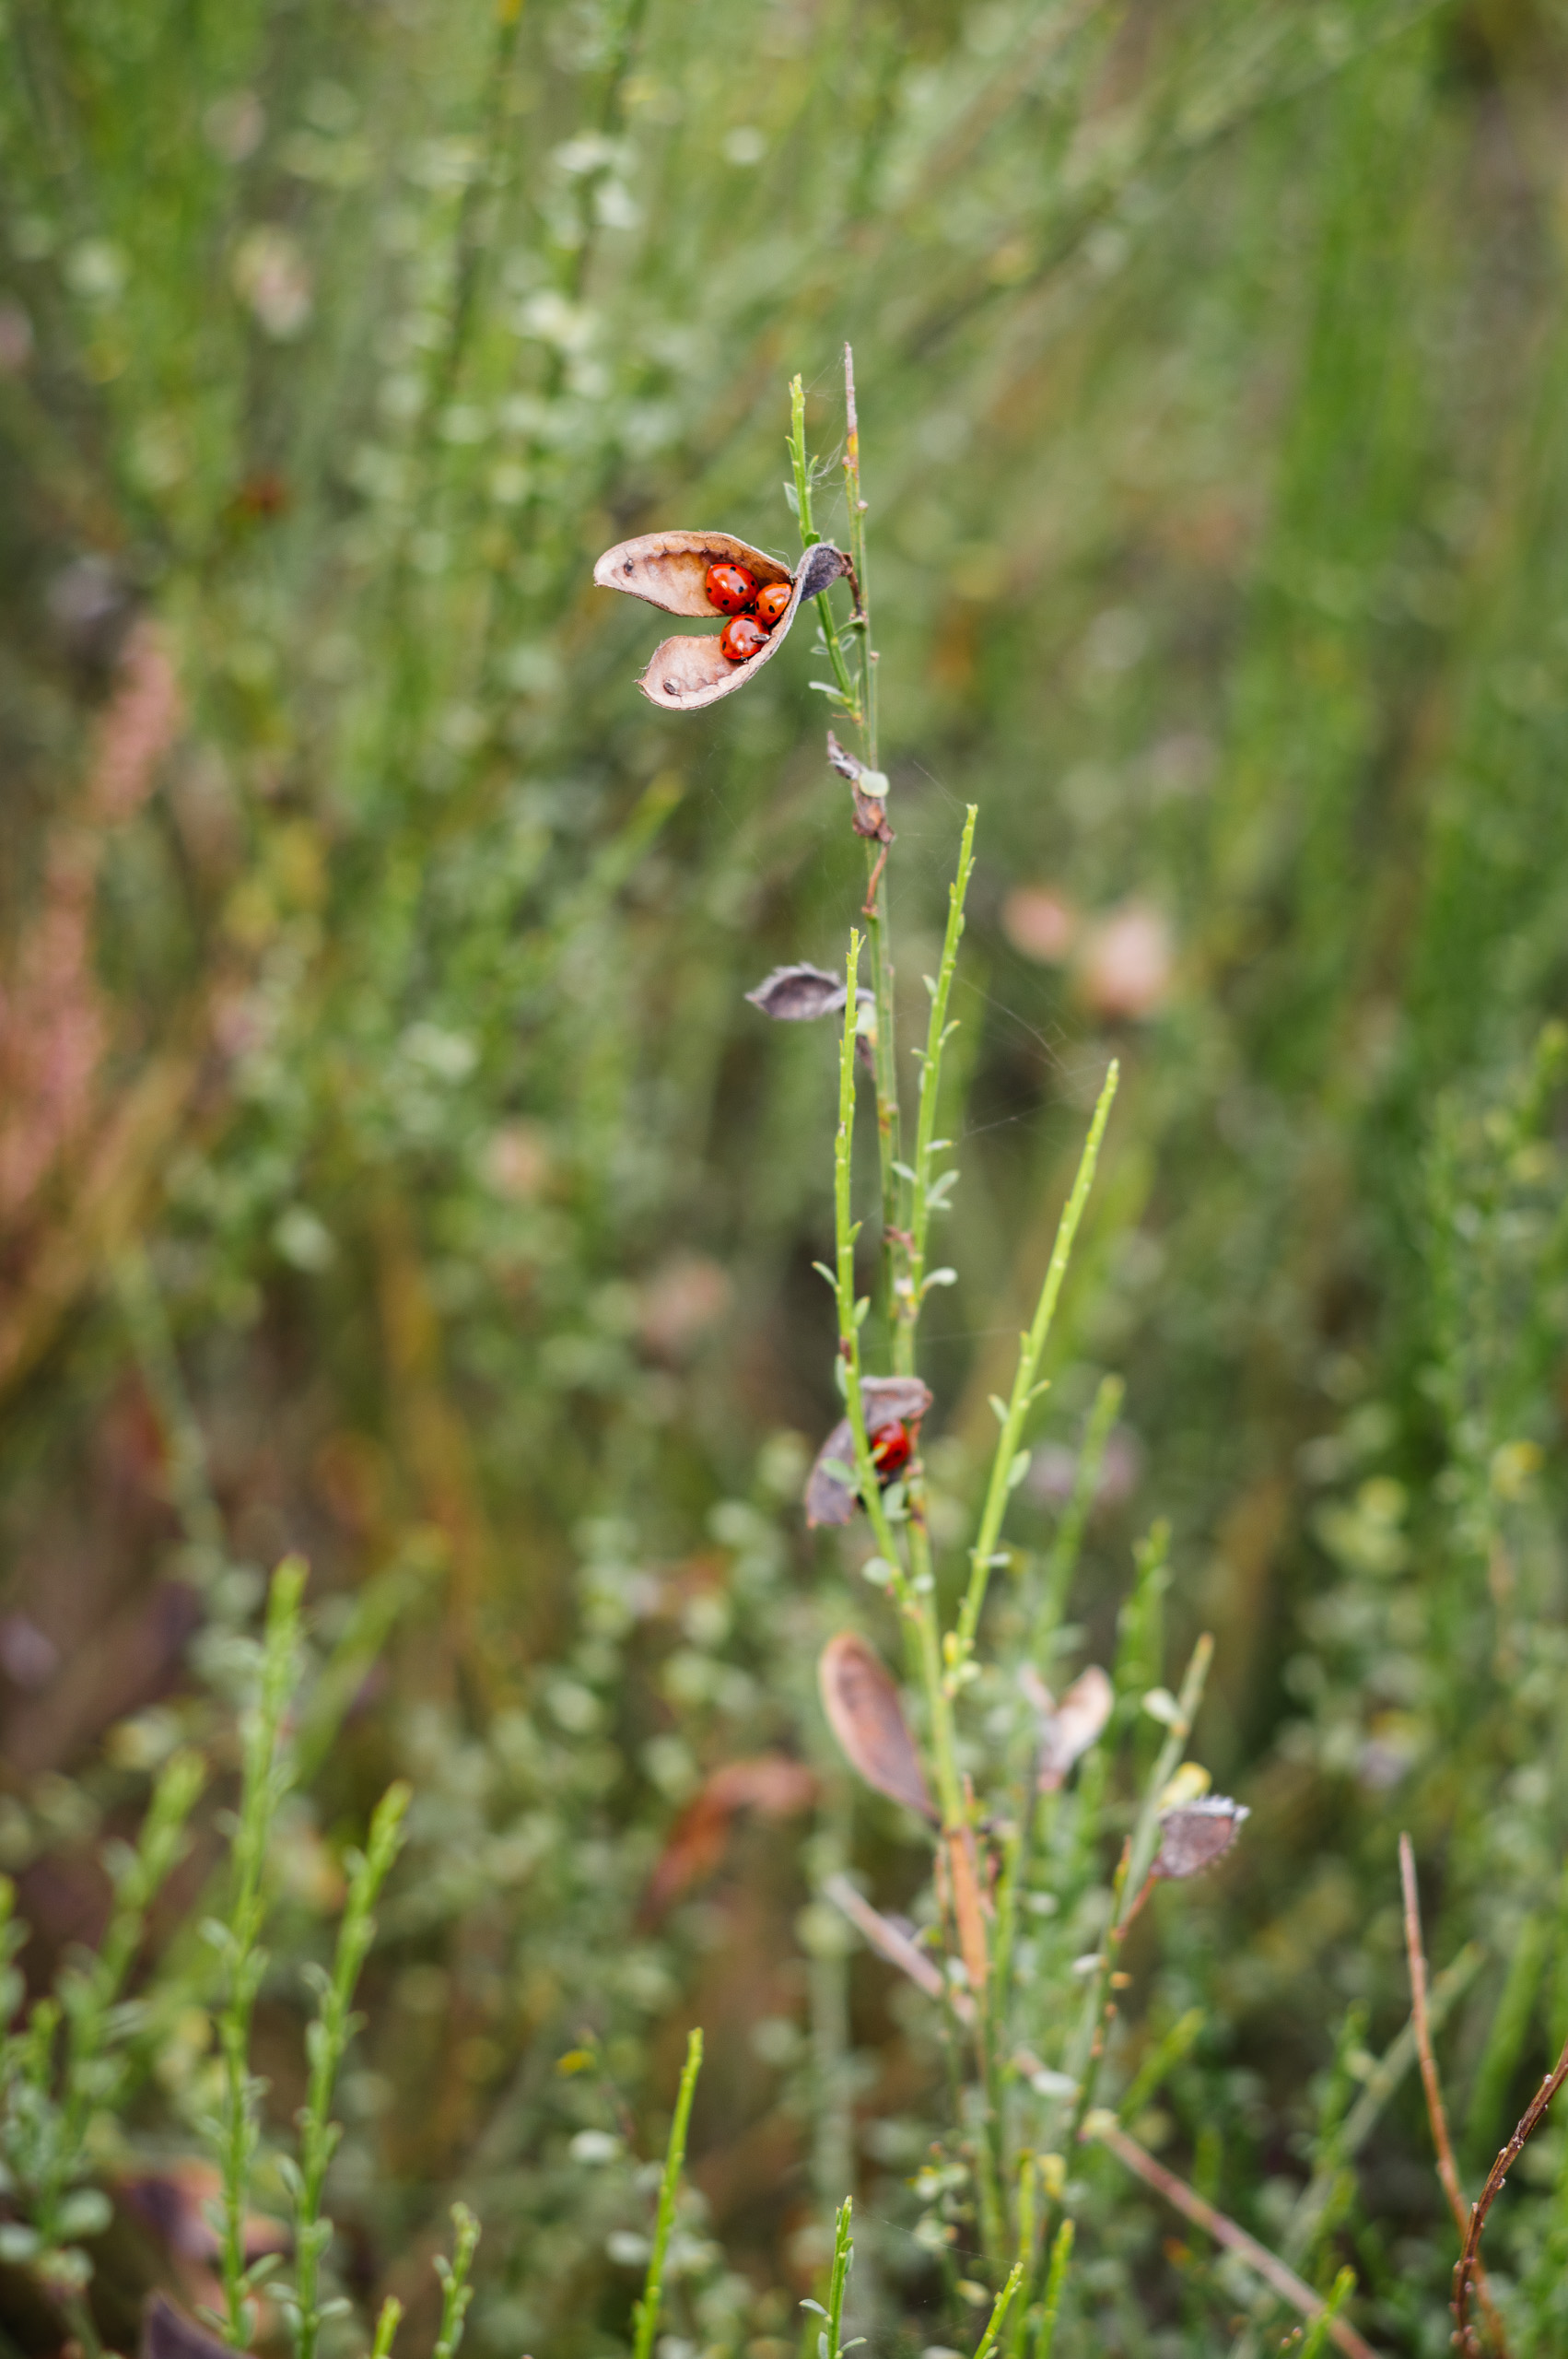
[1151,1794,1249,1881]
[818,1631,936,1821]
[592,531,848,710]
[805,1375,933,1527]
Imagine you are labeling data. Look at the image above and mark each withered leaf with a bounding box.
[818,1631,937,1821]
[144,2295,237,2359]
[1150,1795,1249,1881]
[640,1755,816,1923]
[745,963,848,1022]
[593,532,848,711]
[805,1376,934,1527]
[1024,1663,1114,1791]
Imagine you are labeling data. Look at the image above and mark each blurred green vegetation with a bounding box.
[6,0,1568,2351]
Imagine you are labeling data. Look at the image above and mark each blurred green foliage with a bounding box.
[6,0,1568,2351]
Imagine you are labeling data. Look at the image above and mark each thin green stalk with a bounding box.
[959,1064,1119,1659]
[370,2298,403,2359]
[632,2028,703,2359]
[842,346,876,764]
[1056,1634,1213,2164]
[973,2263,1023,2359]
[1007,2155,1037,2359]
[214,1561,305,2348]
[1297,2269,1354,2359]
[288,1783,411,2359]
[432,2206,481,2359]
[1034,2220,1074,2359]
[789,375,859,719]
[895,804,977,1375]
[831,944,962,1827]
[823,2198,853,2357]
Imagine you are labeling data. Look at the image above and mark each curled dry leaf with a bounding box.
[805,1375,933,1527]
[593,531,848,710]
[639,1754,816,1923]
[1021,1662,1114,1791]
[1151,1794,1249,1881]
[818,1630,937,1822]
[745,962,848,1022]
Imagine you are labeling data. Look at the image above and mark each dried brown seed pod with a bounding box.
[745,962,848,1021]
[1150,1794,1249,1881]
[593,531,848,710]
[1019,1662,1114,1790]
[805,1375,933,1527]
[818,1630,937,1822]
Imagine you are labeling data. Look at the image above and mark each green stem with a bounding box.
[216,1562,305,2348]
[632,2029,703,2359]
[1058,1634,1213,2164]
[291,1784,411,2359]
[832,946,961,1828]
[959,1064,1119,1660]
[1034,2220,1074,2359]
[895,805,977,1376]
[824,2198,853,2357]
[972,2263,1023,2359]
[789,375,859,716]
[432,2206,481,2359]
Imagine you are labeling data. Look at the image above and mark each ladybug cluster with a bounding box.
[706,562,792,663]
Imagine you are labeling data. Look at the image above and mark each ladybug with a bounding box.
[706,561,758,615]
[870,1420,915,1485]
[754,581,791,629]
[720,613,768,663]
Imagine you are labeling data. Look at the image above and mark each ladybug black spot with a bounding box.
[624,559,634,574]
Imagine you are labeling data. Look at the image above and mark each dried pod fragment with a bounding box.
[593,530,792,616]
[594,531,848,711]
[826,728,893,846]
[1021,1662,1114,1791]
[818,1631,937,1821]
[805,1375,934,1527]
[745,963,848,1022]
[1151,1794,1249,1881]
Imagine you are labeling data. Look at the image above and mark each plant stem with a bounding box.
[895,804,977,1376]
[824,2197,853,2358]
[1034,2219,1074,2359]
[959,1064,1119,1660]
[290,1783,411,2359]
[432,2206,481,2359]
[632,2028,703,2359]
[832,943,962,1828]
[216,1560,305,2348]
[973,2264,1022,2359]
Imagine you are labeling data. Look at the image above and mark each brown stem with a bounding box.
[1398,1835,1507,2354]
[1093,2121,1381,2359]
[1454,2030,1568,2355]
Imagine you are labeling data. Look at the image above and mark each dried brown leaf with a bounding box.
[804,1376,934,1527]
[1024,1663,1114,1791]
[745,963,847,1022]
[593,533,848,711]
[1151,1795,1249,1881]
[640,1754,817,1922]
[818,1631,936,1821]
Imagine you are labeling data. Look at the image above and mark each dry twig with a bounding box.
[1398,1834,1506,2353]
[1455,2031,1568,2355]
[1093,2120,1380,2359]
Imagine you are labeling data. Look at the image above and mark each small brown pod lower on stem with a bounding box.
[592,530,848,710]
[818,1630,937,1822]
